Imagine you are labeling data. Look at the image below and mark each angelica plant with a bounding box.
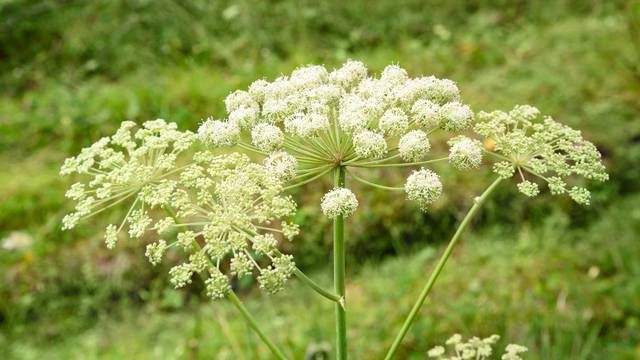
[198,61,481,358]
[61,61,608,360]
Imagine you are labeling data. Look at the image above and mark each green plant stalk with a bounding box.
[334,165,348,360]
[383,177,503,360]
[227,291,288,360]
[293,267,341,302]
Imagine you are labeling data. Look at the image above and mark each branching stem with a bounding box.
[383,177,503,360]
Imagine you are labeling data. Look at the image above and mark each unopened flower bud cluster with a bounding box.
[475,105,608,205]
[61,121,300,300]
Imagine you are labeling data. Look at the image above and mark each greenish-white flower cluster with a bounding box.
[61,119,195,232]
[61,121,300,299]
[199,61,478,213]
[427,334,527,360]
[475,105,608,205]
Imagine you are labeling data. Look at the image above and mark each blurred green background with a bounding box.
[1,0,640,359]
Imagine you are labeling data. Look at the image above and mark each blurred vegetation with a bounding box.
[1,0,639,359]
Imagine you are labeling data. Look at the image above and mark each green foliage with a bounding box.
[1,0,639,358]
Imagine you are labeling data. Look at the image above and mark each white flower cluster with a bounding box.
[61,119,195,232]
[427,334,528,360]
[320,188,359,219]
[404,168,443,211]
[475,105,608,205]
[62,121,300,299]
[197,61,476,214]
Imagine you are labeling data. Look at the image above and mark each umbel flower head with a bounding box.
[427,333,528,360]
[62,121,300,299]
[61,119,196,231]
[199,61,477,213]
[475,105,608,205]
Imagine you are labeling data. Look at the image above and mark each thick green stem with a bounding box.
[383,177,503,360]
[333,166,348,360]
[227,291,288,360]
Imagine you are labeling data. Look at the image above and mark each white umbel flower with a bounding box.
[404,168,443,210]
[353,130,387,159]
[198,118,240,147]
[411,99,441,128]
[321,188,359,219]
[329,59,368,88]
[378,107,409,136]
[251,123,284,152]
[264,151,298,182]
[225,90,257,113]
[229,106,258,129]
[448,136,483,170]
[439,102,474,132]
[399,130,431,162]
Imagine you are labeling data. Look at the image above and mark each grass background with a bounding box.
[1,0,639,358]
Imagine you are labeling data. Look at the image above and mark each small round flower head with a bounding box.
[439,102,474,132]
[205,268,231,300]
[321,188,359,219]
[425,78,460,104]
[248,79,269,103]
[145,240,167,266]
[264,151,298,182]
[229,106,258,129]
[405,168,443,210]
[427,346,445,358]
[225,90,257,113]
[475,105,608,205]
[399,130,431,162]
[517,180,540,197]
[448,136,483,170]
[378,108,409,136]
[169,263,194,288]
[230,252,254,276]
[353,130,387,159]
[198,118,240,147]
[411,99,441,128]
[252,233,278,255]
[281,221,300,240]
[285,112,330,138]
[380,64,409,86]
[251,123,284,152]
[329,59,368,88]
[569,186,590,205]
[256,255,295,294]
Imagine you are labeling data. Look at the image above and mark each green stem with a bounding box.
[350,157,448,168]
[227,291,288,360]
[345,168,403,191]
[333,166,348,360]
[383,177,503,360]
[293,268,341,302]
